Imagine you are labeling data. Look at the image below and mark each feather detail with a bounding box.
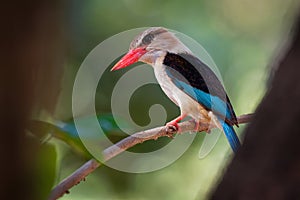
[163,52,238,125]
[219,118,241,152]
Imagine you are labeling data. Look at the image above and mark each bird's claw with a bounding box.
[193,120,211,133]
[194,121,200,132]
[166,124,177,132]
[206,128,211,134]
[165,125,177,138]
[166,121,181,132]
[165,114,186,134]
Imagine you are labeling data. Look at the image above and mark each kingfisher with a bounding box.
[111,27,241,152]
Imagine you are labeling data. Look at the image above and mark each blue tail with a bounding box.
[220,120,241,153]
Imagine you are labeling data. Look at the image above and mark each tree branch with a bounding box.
[48,113,253,200]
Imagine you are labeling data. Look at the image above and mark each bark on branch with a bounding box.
[49,114,253,200]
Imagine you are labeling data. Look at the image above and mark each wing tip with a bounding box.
[221,121,241,153]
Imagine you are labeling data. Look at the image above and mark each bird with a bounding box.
[111,27,241,153]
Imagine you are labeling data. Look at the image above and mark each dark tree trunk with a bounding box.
[0,1,64,200]
[210,14,300,200]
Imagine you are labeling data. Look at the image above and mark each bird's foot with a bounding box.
[194,120,200,132]
[165,126,177,138]
[193,119,211,133]
[165,114,187,133]
[206,128,211,134]
[208,111,222,130]
[166,120,180,132]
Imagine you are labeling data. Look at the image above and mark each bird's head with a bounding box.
[111,27,191,71]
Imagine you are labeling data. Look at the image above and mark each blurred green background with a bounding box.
[30,0,300,199]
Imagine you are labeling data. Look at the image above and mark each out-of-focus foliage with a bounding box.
[33,0,300,199]
[24,136,57,200]
[28,114,129,158]
[34,143,57,200]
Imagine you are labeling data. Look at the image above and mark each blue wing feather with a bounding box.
[219,118,241,153]
[169,77,231,119]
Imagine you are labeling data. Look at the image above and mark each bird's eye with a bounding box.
[142,33,154,45]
